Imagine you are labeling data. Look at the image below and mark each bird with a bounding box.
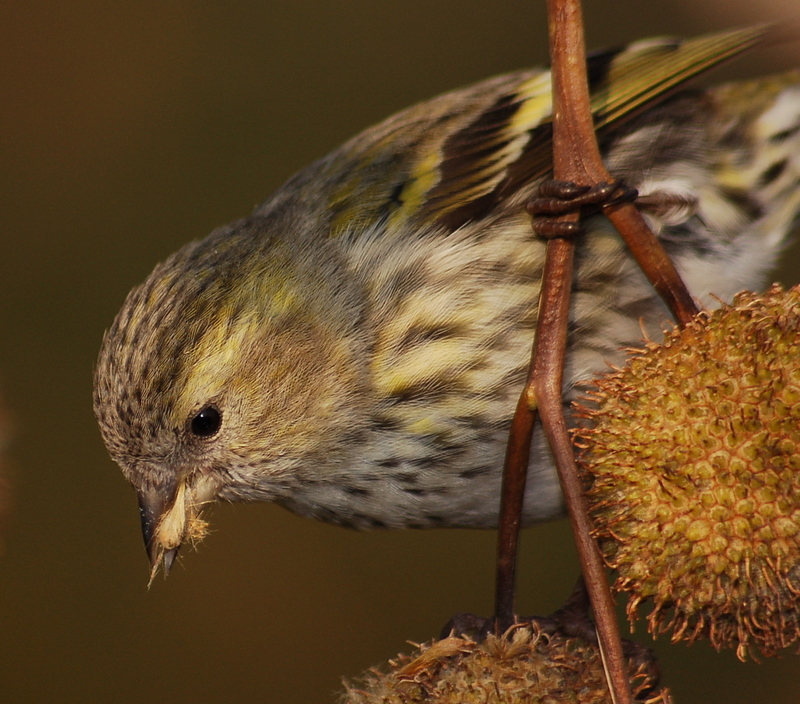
[93,26,800,578]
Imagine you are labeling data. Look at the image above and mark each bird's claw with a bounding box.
[527,179,638,239]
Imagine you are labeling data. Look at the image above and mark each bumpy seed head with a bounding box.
[340,625,670,704]
[575,284,800,659]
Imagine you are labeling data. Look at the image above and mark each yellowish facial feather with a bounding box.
[178,312,260,415]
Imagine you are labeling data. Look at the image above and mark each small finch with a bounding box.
[93,27,800,577]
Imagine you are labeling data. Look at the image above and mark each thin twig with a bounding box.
[494,390,538,626]
[535,4,637,702]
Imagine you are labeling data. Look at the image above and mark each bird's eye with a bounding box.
[190,405,222,437]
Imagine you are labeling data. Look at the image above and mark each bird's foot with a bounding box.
[527,179,638,239]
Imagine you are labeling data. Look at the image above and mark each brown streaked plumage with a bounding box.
[93,27,800,578]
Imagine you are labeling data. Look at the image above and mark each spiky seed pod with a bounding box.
[575,284,800,659]
[341,625,670,704]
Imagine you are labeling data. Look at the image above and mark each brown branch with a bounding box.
[495,6,704,700]
[496,1,693,702]
[542,0,699,326]
[539,3,633,703]
[494,389,538,625]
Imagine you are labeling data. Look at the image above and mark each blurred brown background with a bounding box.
[2,1,800,702]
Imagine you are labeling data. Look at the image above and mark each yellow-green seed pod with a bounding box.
[575,285,800,659]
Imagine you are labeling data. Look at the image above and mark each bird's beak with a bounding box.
[136,474,217,585]
[137,481,181,581]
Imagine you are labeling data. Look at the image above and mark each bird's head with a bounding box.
[93,218,369,581]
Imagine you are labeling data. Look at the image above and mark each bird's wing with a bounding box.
[313,25,767,235]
